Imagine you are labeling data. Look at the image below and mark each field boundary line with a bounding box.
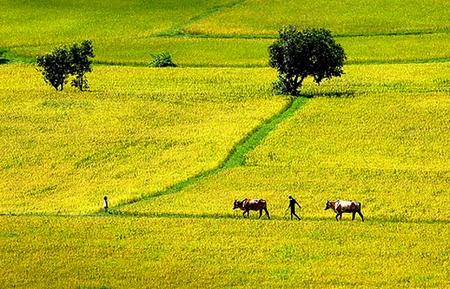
[176,29,450,40]
[3,30,449,51]
[105,211,450,225]
[6,50,450,68]
[108,96,308,213]
[2,212,450,225]
[92,57,450,68]
[156,0,248,37]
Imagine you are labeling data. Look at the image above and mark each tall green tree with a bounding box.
[269,26,346,96]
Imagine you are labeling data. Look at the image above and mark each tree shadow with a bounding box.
[301,91,356,98]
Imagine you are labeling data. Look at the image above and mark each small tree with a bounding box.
[269,26,346,96]
[36,47,72,91]
[36,40,94,91]
[69,40,94,91]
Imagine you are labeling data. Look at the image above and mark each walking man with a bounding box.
[103,196,109,212]
[287,195,302,220]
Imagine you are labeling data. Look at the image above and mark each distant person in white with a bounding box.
[103,196,109,212]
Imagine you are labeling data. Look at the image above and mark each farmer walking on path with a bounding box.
[287,195,302,220]
[103,196,109,212]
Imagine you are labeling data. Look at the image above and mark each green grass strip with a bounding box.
[6,56,450,67]
[109,96,308,212]
[0,48,34,64]
[156,29,450,40]
[223,96,308,168]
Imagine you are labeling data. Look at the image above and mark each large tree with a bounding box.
[269,26,346,96]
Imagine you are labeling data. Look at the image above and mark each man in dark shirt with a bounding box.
[287,195,302,220]
[103,196,109,212]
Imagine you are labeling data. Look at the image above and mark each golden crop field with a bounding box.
[1,0,450,288]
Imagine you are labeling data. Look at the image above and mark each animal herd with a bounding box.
[233,198,364,221]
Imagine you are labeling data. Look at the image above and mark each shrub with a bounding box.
[0,49,9,64]
[149,52,176,67]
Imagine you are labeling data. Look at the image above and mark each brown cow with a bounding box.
[233,198,270,219]
[325,200,364,222]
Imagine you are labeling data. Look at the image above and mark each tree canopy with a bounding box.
[269,26,346,96]
[36,40,94,91]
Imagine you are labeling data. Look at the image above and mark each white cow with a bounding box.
[324,200,364,221]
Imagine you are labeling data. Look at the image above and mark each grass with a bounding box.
[0,64,287,213]
[185,0,450,36]
[5,62,446,214]
[1,216,450,289]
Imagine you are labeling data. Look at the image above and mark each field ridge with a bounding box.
[159,29,450,40]
[3,211,450,226]
[94,57,450,68]
[156,0,248,37]
[4,53,450,68]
